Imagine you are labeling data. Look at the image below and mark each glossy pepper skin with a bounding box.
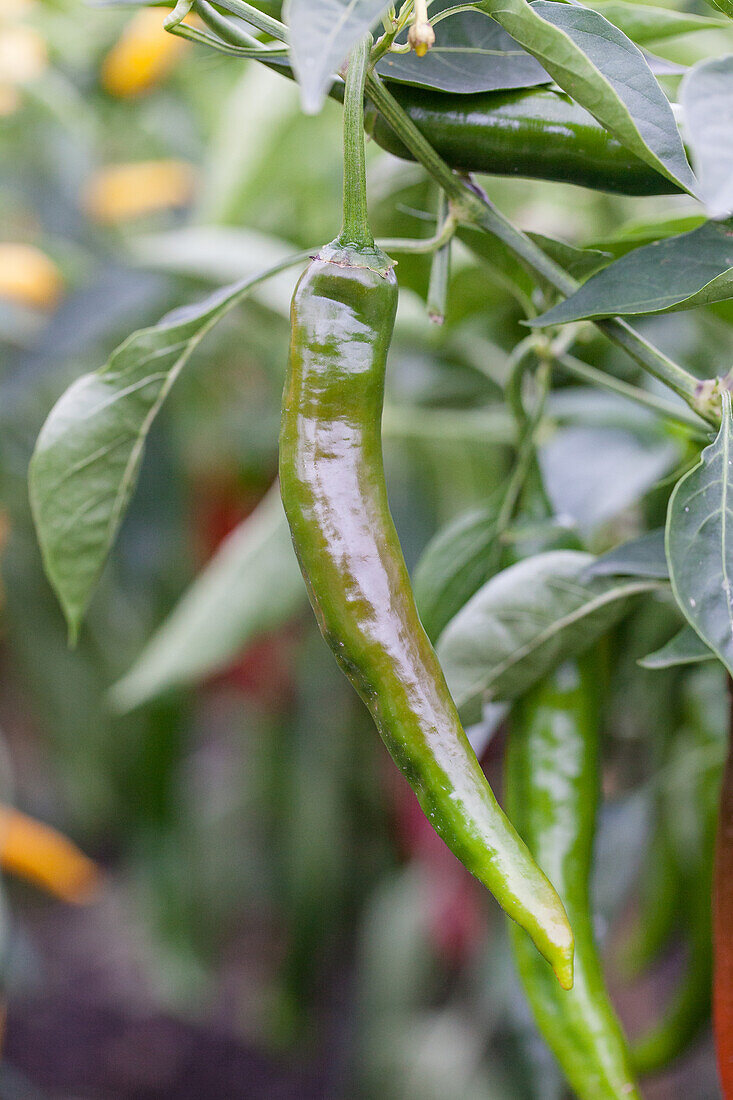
[507,659,640,1100]
[279,239,574,988]
[366,84,680,197]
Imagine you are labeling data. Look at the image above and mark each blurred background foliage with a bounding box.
[1,0,733,1096]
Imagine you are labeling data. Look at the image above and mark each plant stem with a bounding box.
[364,71,710,421]
[194,1,264,47]
[377,216,455,254]
[557,354,709,437]
[497,359,551,533]
[426,191,452,322]
[211,0,287,40]
[340,36,374,251]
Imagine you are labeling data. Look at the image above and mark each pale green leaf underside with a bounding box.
[111,485,307,711]
[681,56,733,221]
[666,395,733,675]
[288,0,391,114]
[437,549,659,722]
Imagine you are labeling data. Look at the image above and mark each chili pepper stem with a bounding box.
[339,36,376,253]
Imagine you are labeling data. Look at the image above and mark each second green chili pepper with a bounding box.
[507,658,640,1099]
[365,84,680,196]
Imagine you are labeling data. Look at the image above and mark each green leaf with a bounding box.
[29,264,304,640]
[477,0,696,192]
[110,485,307,711]
[583,529,669,580]
[288,0,391,114]
[413,504,501,644]
[589,213,707,259]
[376,2,549,93]
[703,0,733,19]
[639,625,715,669]
[527,233,611,281]
[666,393,733,675]
[437,550,658,720]
[591,2,727,45]
[531,219,733,325]
[539,426,680,531]
[681,56,733,221]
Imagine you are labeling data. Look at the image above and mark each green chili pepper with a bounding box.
[365,84,680,196]
[633,667,723,1074]
[507,658,641,1100]
[279,36,574,992]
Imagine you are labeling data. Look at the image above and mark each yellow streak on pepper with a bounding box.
[84,159,196,223]
[101,8,190,97]
[0,243,63,310]
[0,806,101,904]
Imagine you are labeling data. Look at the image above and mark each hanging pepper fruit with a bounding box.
[633,668,722,1075]
[365,84,680,196]
[279,35,573,989]
[507,658,641,1100]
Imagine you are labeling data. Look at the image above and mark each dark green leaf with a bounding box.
[413,504,500,644]
[111,486,307,711]
[376,3,549,93]
[477,0,696,191]
[681,56,733,221]
[527,233,611,281]
[437,550,659,720]
[29,271,299,639]
[584,529,669,580]
[532,219,733,325]
[639,626,715,669]
[666,394,733,675]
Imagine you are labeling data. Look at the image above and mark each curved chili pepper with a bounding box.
[278,236,574,987]
[507,658,640,1099]
[365,84,680,197]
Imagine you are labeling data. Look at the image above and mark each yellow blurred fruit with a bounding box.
[0,806,102,904]
[0,243,64,310]
[101,8,190,97]
[84,158,196,223]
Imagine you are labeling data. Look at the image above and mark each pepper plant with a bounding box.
[22,0,733,1097]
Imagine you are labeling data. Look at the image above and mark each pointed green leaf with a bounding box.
[437,550,659,720]
[592,2,727,45]
[681,56,733,221]
[478,0,696,191]
[29,266,302,639]
[532,219,733,325]
[111,485,307,711]
[666,393,733,675]
[639,625,715,669]
[583,529,669,580]
[288,0,391,114]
